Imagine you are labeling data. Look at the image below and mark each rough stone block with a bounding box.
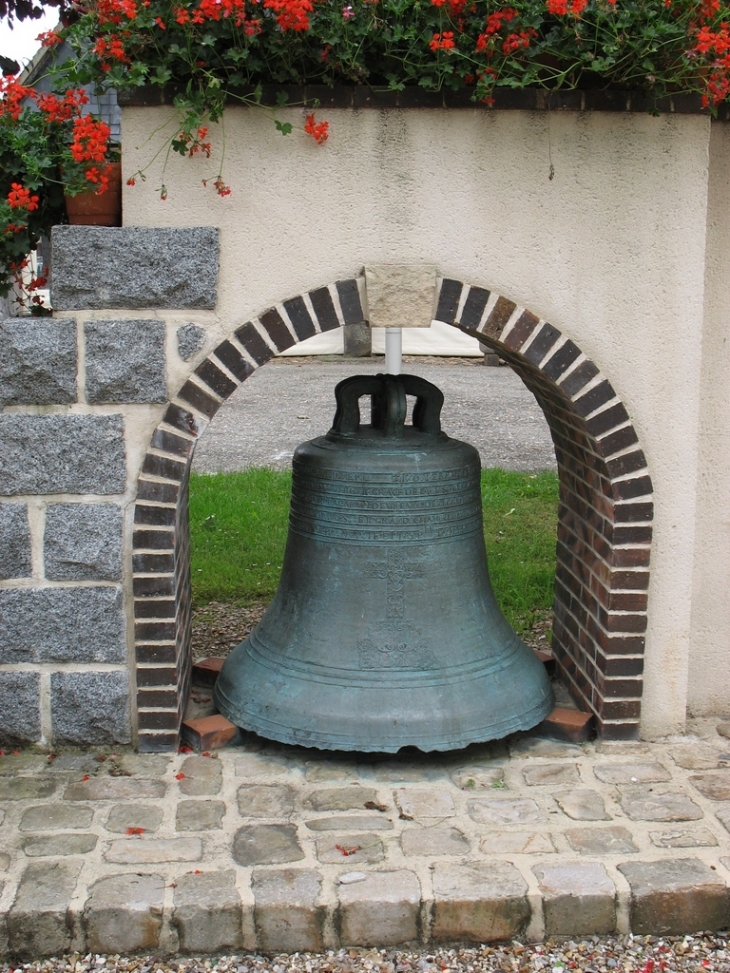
[23,833,98,856]
[304,786,382,812]
[21,804,94,832]
[44,503,123,581]
[316,833,385,864]
[467,797,545,826]
[237,783,296,819]
[689,774,730,801]
[177,323,207,360]
[338,870,420,946]
[0,317,77,405]
[0,413,125,495]
[480,832,555,854]
[565,826,638,855]
[594,762,672,784]
[305,814,394,832]
[52,226,220,310]
[105,804,164,833]
[84,873,164,953]
[534,862,616,936]
[523,763,581,786]
[253,867,324,953]
[555,789,611,821]
[51,671,131,745]
[0,671,41,746]
[618,859,729,934]
[233,824,304,866]
[365,264,436,328]
[85,319,166,403]
[0,586,125,664]
[176,799,226,831]
[178,754,223,795]
[431,861,530,943]
[0,778,56,800]
[104,836,203,864]
[0,503,31,579]
[394,787,455,819]
[173,869,243,951]
[65,777,165,801]
[401,827,469,857]
[8,860,82,958]
[620,791,703,822]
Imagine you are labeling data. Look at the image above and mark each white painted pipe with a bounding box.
[385,327,402,375]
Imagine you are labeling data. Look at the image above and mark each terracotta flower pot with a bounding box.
[65,161,122,226]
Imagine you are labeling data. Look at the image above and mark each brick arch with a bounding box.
[132,276,652,751]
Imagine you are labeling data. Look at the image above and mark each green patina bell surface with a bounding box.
[214,372,554,752]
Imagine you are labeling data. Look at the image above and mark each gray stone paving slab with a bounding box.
[64,777,165,801]
[104,836,204,863]
[431,861,529,943]
[84,873,164,954]
[555,789,611,821]
[564,826,638,856]
[316,833,385,864]
[400,826,469,857]
[173,870,244,952]
[338,870,420,946]
[238,783,296,818]
[621,790,704,821]
[304,786,382,811]
[534,862,616,936]
[253,868,324,953]
[2,719,730,956]
[523,762,580,786]
[594,762,672,784]
[22,833,98,856]
[618,859,729,935]
[689,774,730,801]
[105,804,164,833]
[8,860,82,959]
[233,824,304,865]
[176,799,226,831]
[178,754,223,795]
[480,831,555,854]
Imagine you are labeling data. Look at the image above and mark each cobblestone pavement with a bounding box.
[2,718,730,959]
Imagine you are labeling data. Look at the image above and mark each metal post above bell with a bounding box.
[214,373,554,752]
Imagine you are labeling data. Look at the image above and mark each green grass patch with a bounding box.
[189,468,559,634]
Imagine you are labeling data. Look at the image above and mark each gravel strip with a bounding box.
[4,937,730,973]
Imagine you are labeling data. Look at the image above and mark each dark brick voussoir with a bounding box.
[234,322,275,366]
[308,286,340,333]
[435,278,463,325]
[194,358,238,400]
[259,308,297,352]
[141,452,186,483]
[177,380,221,420]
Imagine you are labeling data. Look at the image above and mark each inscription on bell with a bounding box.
[358,548,436,670]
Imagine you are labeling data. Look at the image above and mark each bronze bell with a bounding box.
[214,373,554,752]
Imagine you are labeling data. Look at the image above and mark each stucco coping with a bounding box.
[117,84,725,116]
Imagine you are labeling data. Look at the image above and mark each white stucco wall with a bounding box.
[122,106,715,738]
[689,122,730,717]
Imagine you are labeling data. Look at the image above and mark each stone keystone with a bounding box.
[533,862,616,936]
[253,868,324,953]
[84,873,164,954]
[9,860,82,959]
[618,859,730,935]
[338,869,420,947]
[365,265,437,329]
[431,861,530,943]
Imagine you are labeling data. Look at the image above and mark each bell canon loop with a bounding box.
[214,373,554,752]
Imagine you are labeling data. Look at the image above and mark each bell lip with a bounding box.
[212,677,555,753]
